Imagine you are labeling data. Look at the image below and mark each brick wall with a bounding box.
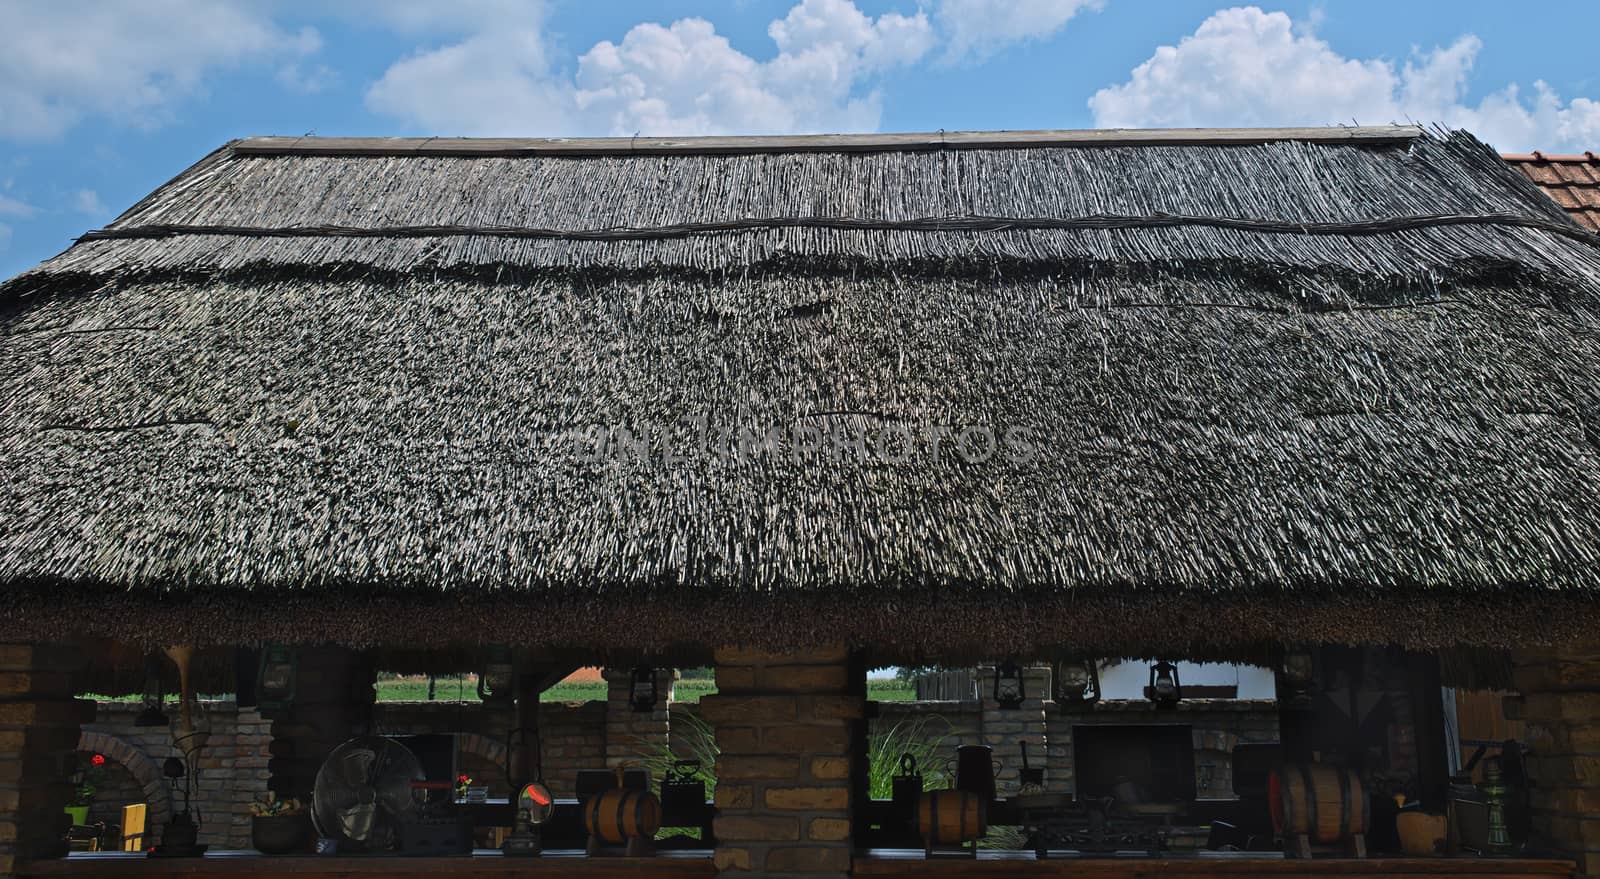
[977,665,1051,796]
[0,644,94,876]
[604,668,675,771]
[1511,646,1600,875]
[81,701,272,850]
[703,646,861,878]
[870,696,1279,798]
[1049,699,1280,797]
[372,699,607,797]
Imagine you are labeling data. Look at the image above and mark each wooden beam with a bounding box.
[231,126,1425,159]
[854,853,1575,877]
[20,854,716,877]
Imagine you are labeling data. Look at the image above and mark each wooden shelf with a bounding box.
[19,850,715,879]
[856,851,1574,879]
[23,850,1572,879]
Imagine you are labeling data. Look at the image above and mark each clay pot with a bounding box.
[1396,810,1448,856]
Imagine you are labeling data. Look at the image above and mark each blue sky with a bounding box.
[4,0,1600,279]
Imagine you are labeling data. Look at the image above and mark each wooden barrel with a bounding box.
[1273,765,1368,844]
[916,790,987,845]
[583,788,662,844]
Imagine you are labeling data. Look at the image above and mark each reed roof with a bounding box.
[5,126,1600,655]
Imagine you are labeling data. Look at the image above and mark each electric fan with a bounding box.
[311,736,425,852]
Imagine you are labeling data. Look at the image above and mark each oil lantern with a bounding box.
[993,659,1026,710]
[1149,660,1182,707]
[1053,657,1101,705]
[477,645,516,705]
[630,667,659,713]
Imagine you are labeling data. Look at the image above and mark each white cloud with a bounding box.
[0,0,320,140]
[935,0,1104,61]
[72,189,106,216]
[366,0,933,137]
[276,61,338,95]
[0,223,11,256]
[0,194,34,218]
[346,0,538,35]
[1088,6,1600,152]
[367,26,574,135]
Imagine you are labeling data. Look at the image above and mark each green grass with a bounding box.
[371,675,915,703]
[90,675,917,705]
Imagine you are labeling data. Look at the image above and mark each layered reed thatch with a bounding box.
[4,128,1600,653]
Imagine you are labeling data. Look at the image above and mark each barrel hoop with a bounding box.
[1297,764,1316,841]
[1338,768,1351,839]
[614,791,628,841]
[958,793,968,843]
[930,789,940,844]
[585,794,599,837]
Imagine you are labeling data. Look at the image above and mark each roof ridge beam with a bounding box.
[231,126,1426,158]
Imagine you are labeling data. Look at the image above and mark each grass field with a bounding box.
[373,675,916,703]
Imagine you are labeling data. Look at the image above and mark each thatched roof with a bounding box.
[5,126,1600,655]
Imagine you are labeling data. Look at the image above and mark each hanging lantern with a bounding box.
[256,644,298,712]
[135,654,169,727]
[1148,660,1182,707]
[478,646,517,705]
[630,667,658,713]
[1278,649,1315,711]
[1053,658,1101,705]
[993,659,1025,710]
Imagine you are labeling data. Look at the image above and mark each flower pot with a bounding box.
[63,805,89,826]
[251,813,311,855]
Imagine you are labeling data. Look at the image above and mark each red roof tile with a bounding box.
[1505,152,1600,230]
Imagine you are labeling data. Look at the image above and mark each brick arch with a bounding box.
[454,733,511,795]
[78,730,174,832]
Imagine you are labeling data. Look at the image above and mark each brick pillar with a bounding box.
[978,665,1050,797]
[604,667,674,770]
[1512,647,1600,875]
[0,644,93,877]
[261,647,374,801]
[702,646,860,878]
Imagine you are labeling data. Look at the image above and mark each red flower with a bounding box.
[91,754,106,767]
[457,775,469,783]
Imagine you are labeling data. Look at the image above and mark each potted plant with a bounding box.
[249,792,310,854]
[64,754,107,826]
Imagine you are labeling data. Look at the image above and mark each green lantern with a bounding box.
[256,644,298,712]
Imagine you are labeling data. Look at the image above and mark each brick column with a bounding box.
[604,667,675,770]
[702,646,860,878]
[978,665,1050,797]
[261,647,374,802]
[1512,647,1600,875]
[0,644,93,877]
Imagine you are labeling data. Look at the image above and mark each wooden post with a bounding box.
[1409,654,1451,813]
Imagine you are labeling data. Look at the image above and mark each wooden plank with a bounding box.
[19,852,716,879]
[231,127,1425,158]
[854,852,1574,878]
